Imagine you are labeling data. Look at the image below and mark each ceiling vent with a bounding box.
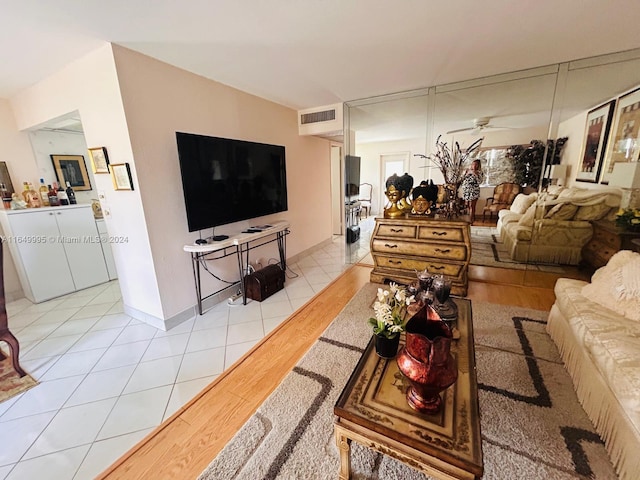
[298,103,343,137]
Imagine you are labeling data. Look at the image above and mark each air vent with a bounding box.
[298,103,343,137]
[300,109,336,125]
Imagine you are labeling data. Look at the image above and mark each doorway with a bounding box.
[380,152,410,210]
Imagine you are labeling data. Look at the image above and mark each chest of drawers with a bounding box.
[369,216,471,296]
[581,220,640,271]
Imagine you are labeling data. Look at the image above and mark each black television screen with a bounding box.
[176,132,288,232]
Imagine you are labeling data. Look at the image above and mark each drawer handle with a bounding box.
[384,243,398,249]
[431,231,447,236]
[435,248,451,254]
[429,265,445,271]
[388,260,402,265]
[390,228,403,233]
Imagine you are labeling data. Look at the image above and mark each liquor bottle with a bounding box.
[56,181,70,205]
[48,184,59,206]
[39,178,50,206]
[22,182,30,203]
[26,183,42,208]
[65,181,77,204]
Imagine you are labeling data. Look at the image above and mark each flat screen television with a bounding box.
[176,132,288,232]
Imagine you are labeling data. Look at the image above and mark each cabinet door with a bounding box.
[55,208,109,290]
[54,208,109,290]
[9,210,76,302]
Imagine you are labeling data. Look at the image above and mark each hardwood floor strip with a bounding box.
[99,263,556,479]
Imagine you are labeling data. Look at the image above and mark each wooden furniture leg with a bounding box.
[0,241,27,377]
[335,427,352,480]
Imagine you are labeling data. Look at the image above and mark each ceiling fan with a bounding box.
[446,117,509,135]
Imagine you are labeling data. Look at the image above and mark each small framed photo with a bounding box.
[50,154,92,190]
[88,147,110,174]
[111,163,134,191]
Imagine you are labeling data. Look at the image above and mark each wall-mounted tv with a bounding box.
[176,132,288,232]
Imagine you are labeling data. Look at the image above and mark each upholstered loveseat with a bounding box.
[496,186,621,265]
[547,250,640,480]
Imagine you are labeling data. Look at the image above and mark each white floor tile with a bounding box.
[1,375,84,421]
[106,301,124,315]
[176,347,225,383]
[0,464,13,479]
[90,340,150,372]
[185,325,227,353]
[141,333,189,362]
[65,365,136,407]
[0,411,57,464]
[89,313,132,331]
[73,428,152,480]
[20,355,61,381]
[24,398,117,459]
[227,320,264,345]
[40,349,107,381]
[260,299,294,320]
[49,317,101,338]
[228,301,262,324]
[21,334,83,360]
[15,322,61,344]
[163,376,215,421]
[70,303,114,320]
[263,315,288,335]
[96,385,173,440]
[5,444,90,480]
[31,307,81,325]
[112,323,158,345]
[66,328,122,354]
[192,309,228,331]
[122,355,183,394]
[285,283,315,300]
[153,318,194,338]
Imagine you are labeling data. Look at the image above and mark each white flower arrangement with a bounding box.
[368,283,415,339]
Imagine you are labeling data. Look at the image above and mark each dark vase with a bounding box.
[374,333,400,359]
[396,305,458,414]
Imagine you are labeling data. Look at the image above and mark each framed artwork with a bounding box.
[576,100,615,183]
[88,147,110,174]
[111,163,134,191]
[50,154,92,191]
[601,88,640,184]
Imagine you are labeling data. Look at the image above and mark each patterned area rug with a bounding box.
[0,355,37,403]
[198,284,617,479]
[470,226,567,273]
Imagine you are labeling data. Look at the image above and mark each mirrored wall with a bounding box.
[344,47,640,284]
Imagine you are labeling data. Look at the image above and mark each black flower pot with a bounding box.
[374,333,401,359]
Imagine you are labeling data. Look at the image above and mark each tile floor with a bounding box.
[0,223,374,480]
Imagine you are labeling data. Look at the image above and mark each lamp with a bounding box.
[609,162,640,209]
[549,164,567,186]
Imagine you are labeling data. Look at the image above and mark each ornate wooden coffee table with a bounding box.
[334,298,483,479]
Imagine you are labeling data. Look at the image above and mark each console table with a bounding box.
[369,216,471,296]
[581,220,640,271]
[183,221,289,314]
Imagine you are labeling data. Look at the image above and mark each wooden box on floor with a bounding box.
[244,264,285,302]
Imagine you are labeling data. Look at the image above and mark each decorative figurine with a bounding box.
[384,173,414,218]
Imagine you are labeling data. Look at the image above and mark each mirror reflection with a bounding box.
[345,48,640,287]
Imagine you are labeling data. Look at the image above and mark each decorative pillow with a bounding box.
[546,185,565,196]
[582,251,640,321]
[518,203,544,227]
[510,193,537,214]
[574,202,612,221]
[544,202,578,221]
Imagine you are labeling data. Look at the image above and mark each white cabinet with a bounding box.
[0,205,109,303]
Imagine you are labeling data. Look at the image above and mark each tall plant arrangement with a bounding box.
[416,135,484,186]
[512,137,568,188]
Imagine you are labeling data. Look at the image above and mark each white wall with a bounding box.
[9,43,164,325]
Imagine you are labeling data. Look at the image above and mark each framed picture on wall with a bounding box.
[576,100,615,183]
[50,154,92,190]
[88,146,110,174]
[111,163,134,191]
[601,87,640,184]
[0,161,15,194]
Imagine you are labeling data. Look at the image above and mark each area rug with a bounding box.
[198,284,617,480]
[470,226,567,273]
[0,355,37,403]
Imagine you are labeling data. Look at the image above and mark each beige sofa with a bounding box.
[547,250,640,480]
[496,186,621,265]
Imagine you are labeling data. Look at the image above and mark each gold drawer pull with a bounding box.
[431,231,447,236]
[435,248,451,254]
[388,260,402,265]
[384,243,398,248]
[390,228,403,233]
[429,265,445,271]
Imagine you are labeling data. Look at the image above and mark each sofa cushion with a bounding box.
[510,193,537,214]
[518,202,544,227]
[581,251,640,321]
[574,202,612,221]
[545,202,578,220]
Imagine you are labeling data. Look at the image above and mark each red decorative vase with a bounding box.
[396,305,458,414]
